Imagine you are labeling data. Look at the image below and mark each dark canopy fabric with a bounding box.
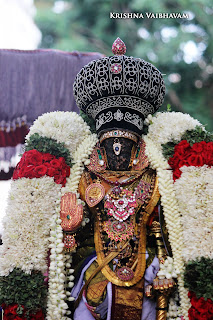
[0,49,104,179]
[0,49,103,122]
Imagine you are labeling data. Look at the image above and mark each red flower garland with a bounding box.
[13,150,70,187]
[2,304,44,320]
[168,140,213,180]
[188,292,213,320]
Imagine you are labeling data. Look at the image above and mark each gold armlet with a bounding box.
[143,177,160,224]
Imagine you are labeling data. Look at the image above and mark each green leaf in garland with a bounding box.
[80,110,96,134]
[181,125,213,145]
[162,141,177,159]
[167,104,172,112]
[162,125,213,160]
[184,257,213,300]
[0,268,47,314]
[25,133,73,167]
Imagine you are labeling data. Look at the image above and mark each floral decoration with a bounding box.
[174,166,213,262]
[162,125,213,160]
[157,257,177,280]
[1,111,97,319]
[13,149,70,187]
[184,257,213,300]
[168,140,213,180]
[144,111,213,320]
[2,304,44,320]
[0,268,46,318]
[26,111,91,158]
[0,176,62,276]
[167,292,182,320]
[25,133,72,166]
[188,292,213,320]
[145,112,202,147]
[46,120,97,319]
[1,110,212,320]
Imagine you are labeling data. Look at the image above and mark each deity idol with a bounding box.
[69,38,168,320]
[0,38,212,320]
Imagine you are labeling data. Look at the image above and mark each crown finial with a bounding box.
[112,37,126,55]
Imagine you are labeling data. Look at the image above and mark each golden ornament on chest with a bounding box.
[85,183,105,207]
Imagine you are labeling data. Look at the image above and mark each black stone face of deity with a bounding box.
[101,137,136,171]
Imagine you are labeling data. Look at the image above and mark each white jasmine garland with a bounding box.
[0,177,61,276]
[167,292,182,320]
[174,165,213,262]
[46,202,69,320]
[143,112,194,320]
[0,111,97,319]
[143,136,190,319]
[47,126,97,319]
[157,257,177,280]
[26,111,91,158]
[146,112,203,147]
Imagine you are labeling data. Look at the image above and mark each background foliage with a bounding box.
[35,0,213,130]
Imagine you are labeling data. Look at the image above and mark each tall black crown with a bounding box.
[73,38,165,136]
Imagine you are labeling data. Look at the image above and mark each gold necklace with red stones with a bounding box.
[94,172,156,274]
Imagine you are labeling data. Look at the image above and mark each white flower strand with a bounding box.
[143,135,190,320]
[26,111,91,158]
[167,292,182,320]
[0,177,61,276]
[47,131,98,319]
[146,112,203,147]
[46,197,69,320]
[174,166,213,261]
[157,257,177,280]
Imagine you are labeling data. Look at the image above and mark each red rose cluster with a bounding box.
[168,140,213,180]
[13,150,70,187]
[2,303,44,320]
[188,292,213,320]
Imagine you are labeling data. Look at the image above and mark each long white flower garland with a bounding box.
[0,177,61,277]
[46,131,98,320]
[174,165,213,262]
[144,135,190,319]
[26,111,92,158]
[143,111,204,320]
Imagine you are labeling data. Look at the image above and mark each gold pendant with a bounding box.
[85,183,105,207]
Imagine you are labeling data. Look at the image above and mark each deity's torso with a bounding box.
[74,140,160,319]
